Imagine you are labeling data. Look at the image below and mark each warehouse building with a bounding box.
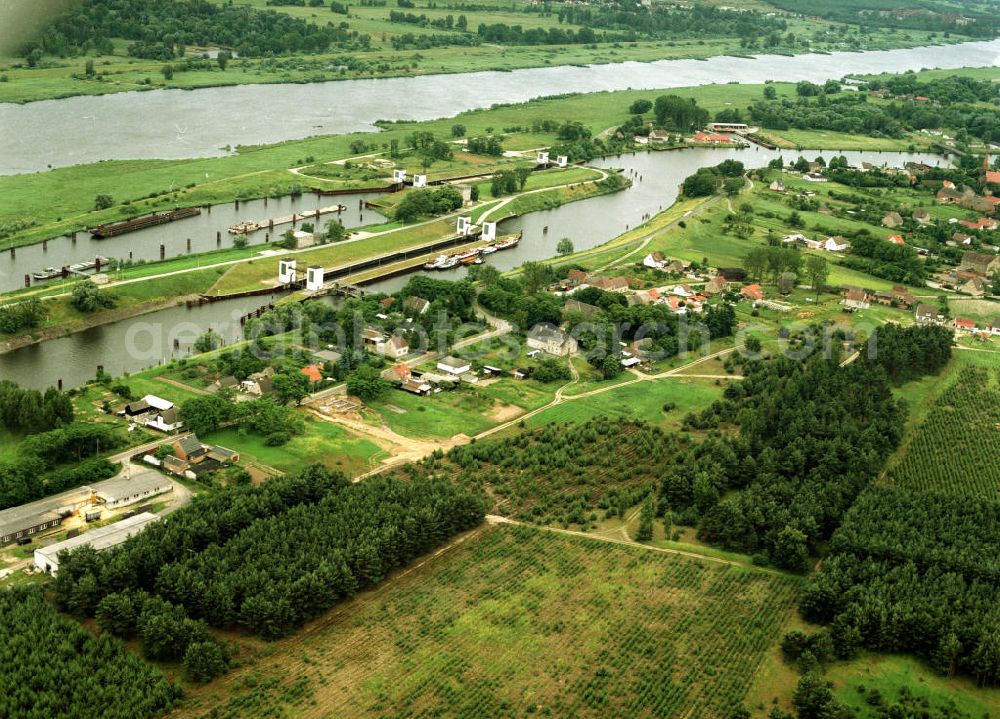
[34,512,160,575]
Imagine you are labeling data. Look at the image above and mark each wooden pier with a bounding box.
[230,204,346,234]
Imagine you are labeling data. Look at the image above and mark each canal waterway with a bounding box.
[0,147,951,390]
[0,192,387,294]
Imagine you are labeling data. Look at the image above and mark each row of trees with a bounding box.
[0,380,73,434]
[0,298,45,335]
[30,0,348,60]
[55,466,485,640]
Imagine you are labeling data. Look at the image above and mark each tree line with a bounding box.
[28,0,348,60]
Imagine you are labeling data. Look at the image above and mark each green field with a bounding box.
[203,417,388,476]
[526,376,725,428]
[829,654,1000,719]
[176,524,802,719]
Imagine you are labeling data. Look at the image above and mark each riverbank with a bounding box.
[0,30,962,106]
[0,294,199,355]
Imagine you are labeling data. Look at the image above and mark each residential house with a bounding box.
[161,455,191,478]
[377,335,409,359]
[173,434,208,463]
[591,276,630,292]
[241,367,275,396]
[952,232,973,246]
[120,395,173,421]
[912,209,932,225]
[704,276,728,295]
[842,288,870,311]
[802,173,828,182]
[296,364,321,385]
[567,269,589,285]
[146,406,182,433]
[983,170,1000,185]
[400,377,432,395]
[563,298,601,320]
[648,129,671,143]
[526,324,577,356]
[206,375,238,394]
[891,285,916,309]
[915,303,945,324]
[314,350,343,367]
[882,211,903,228]
[403,296,430,316]
[937,187,971,204]
[643,252,667,270]
[741,284,764,302]
[959,251,1000,276]
[960,217,999,232]
[959,275,988,296]
[769,180,786,193]
[887,234,905,245]
[436,356,471,375]
[954,317,977,332]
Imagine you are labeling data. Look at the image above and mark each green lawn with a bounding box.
[368,386,499,439]
[202,417,388,476]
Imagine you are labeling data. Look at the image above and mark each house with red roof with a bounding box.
[954,317,976,332]
[692,131,731,144]
[887,234,904,245]
[301,364,324,384]
[984,170,1000,185]
[959,217,998,232]
[741,283,764,301]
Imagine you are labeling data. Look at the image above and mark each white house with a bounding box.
[437,356,471,375]
[145,406,182,432]
[822,236,849,252]
[376,335,409,359]
[527,324,577,356]
[413,174,427,188]
[643,252,667,269]
[481,221,497,242]
[393,169,406,183]
[456,215,473,236]
[278,258,297,284]
[802,173,828,182]
[556,155,569,168]
[306,265,324,291]
[537,151,550,166]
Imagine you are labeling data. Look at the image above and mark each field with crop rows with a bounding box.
[887,366,1000,499]
[177,524,800,719]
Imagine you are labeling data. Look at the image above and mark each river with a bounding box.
[1,39,998,174]
[0,147,950,390]
[0,192,387,294]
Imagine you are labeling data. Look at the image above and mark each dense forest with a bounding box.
[405,418,678,526]
[54,465,486,641]
[0,587,180,719]
[660,325,951,571]
[802,485,1000,685]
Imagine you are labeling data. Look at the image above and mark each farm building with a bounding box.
[34,513,160,576]
[0,488,90,546]
[91,472,172,509]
